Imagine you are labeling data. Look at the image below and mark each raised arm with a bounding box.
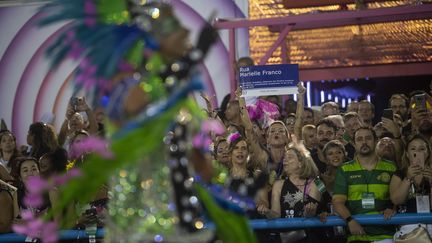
[76,97,98,135]
[200,92,217,118]
[390,168,418,205]
[294,82,306,141]
[58,103,74,146]
[236,87,268,169]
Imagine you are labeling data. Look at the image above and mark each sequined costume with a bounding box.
[39,1,256,242]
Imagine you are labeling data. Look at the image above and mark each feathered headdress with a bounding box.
[226,131,242,145]
[39,0,216,134]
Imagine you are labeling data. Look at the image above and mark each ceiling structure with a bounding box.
[216,0,432,84]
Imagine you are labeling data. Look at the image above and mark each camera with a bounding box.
[70,97,83,110]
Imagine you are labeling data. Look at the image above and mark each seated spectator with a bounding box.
[0,130,20,173]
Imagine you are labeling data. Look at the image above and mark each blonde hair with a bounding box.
[285,144,319,179]
[267,120,289,137]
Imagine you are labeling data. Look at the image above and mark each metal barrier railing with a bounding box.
[1,213,431,242]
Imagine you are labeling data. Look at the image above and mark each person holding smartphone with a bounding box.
[390,134,432,208]
[404,92,432,139]
[57,96,98,148]
[390,134,432,238]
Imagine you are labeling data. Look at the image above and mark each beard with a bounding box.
[377,150,395,161]
[358,144,374,156]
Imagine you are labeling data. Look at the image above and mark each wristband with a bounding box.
[345,216,353,223]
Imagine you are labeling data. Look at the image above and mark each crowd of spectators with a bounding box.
[0,97,106,235]
[200,70,432,242]
[1,72,432,243]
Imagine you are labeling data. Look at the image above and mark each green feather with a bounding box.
[53,99,202,227]
[195,185,258,243]
[96,0,130,24]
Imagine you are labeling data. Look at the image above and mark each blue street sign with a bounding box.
[239,64,299,97]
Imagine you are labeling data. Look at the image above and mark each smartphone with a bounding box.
[414,93,426,109]
[70,97,83,110]
[382,108,393,120]
[412,152,425,167]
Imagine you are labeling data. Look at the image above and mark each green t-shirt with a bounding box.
[333,158,397,242]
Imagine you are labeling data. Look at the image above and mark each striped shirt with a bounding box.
[333,158,396,242]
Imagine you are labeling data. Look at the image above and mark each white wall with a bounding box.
[0,0,249,144]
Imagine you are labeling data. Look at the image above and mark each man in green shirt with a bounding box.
[333,126,396,243]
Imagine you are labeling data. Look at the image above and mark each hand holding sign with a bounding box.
[235,86,242,98]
